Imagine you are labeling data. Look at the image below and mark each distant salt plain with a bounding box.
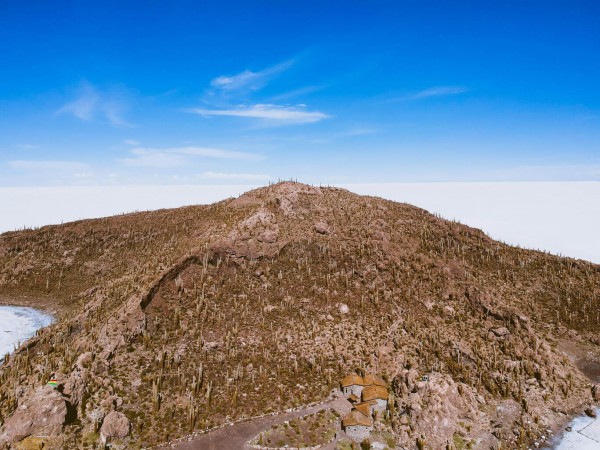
[0,306,53,357]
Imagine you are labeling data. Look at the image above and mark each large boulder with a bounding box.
[100,411,130,444]
[0,386,67,446]
[314,221,330,234]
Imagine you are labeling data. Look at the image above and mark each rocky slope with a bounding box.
[0,182,598,449]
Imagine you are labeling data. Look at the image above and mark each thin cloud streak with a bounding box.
[200,172,271,181]
[173,147,263,160]
[119,146,264,168]
[189,104,331,124]
[411,86,468,99]
[210,59,295,92]
[270,84,327,101]
[388,86,469,102]
[9,160,90,171]
[119,149,185,168]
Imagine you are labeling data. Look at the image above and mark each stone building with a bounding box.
[341,409,373,442]
[340,373,365,397]
[361,385,388,412]
[339,373,390,442]
[354,400,377,416]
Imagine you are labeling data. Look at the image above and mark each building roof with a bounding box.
[362,385,388,401]
[348,393,360,403]
[354,401,375,417]
[342,410,373,428]
[341,373,364,387]
[363,374,387,387]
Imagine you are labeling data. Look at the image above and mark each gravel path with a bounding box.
[160,396,352,450]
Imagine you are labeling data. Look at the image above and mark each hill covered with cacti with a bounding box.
[0,182,598,449]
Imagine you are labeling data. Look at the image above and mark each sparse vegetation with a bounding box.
[0,182,598,448]
[250,409,338,448]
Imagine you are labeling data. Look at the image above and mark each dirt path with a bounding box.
[159,396,352,450]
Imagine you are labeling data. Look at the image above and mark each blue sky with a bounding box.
[1,1,599,186]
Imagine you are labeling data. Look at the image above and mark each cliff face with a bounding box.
[0,182,598,449]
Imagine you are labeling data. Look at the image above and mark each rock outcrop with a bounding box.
[213,209,283,260]
[392,372,487,448]
[100,411,130,444]
[0,386,67,446]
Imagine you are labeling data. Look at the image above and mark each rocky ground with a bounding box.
[0,182,598,449]
[159,395,352,450]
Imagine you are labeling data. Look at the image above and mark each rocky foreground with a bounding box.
[0,182,598,449]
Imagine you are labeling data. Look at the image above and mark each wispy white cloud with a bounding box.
[119,149,185,168]
[401,86,469,101]
[57,83,97,120]
[200,172,271,181]
[119,146,263,168]
[339,127,379,137]
[9,160,90,171]
[306,127,379,144]
[189,104,330,124]
[124,139,140,146]
[210,59,295,92]
[270,85,326,101]
[200,57,329,126]
[57,82,133,127]
[73,172,94,179]
[173,147,263,160]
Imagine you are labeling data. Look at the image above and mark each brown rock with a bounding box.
[314,221,330,234]
[100,411,130,444]
[62,367,87,408]
[443,305,455,317]
[395,373,483,448]
[404,368,420,393]
[592,384,600,402]
[75,352,93,369]
[0,386,67,446]
[257,229,278,243]
[270,182,322,216]
[490,327,510,338]
[584,408,597,418]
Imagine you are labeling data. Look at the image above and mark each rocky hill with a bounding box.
[0,182,598,449]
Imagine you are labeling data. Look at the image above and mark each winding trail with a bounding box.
[159,396,352,450]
